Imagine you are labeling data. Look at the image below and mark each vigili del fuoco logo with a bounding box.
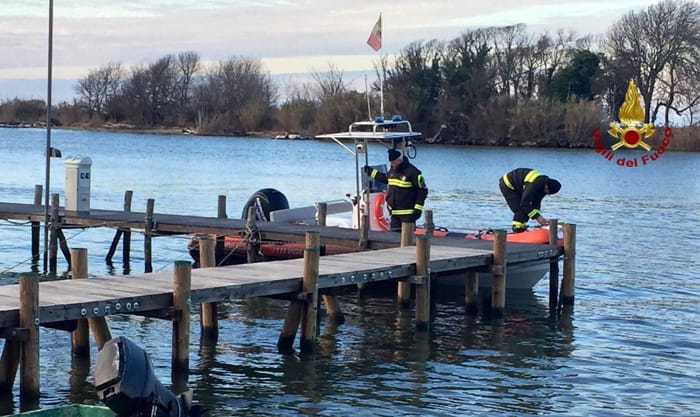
[592,79,672,167]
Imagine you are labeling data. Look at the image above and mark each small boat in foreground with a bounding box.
[12,405,114,416]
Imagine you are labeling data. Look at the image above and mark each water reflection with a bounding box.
[182,286,575,416]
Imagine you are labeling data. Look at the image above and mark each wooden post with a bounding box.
[172,261,191,374]
[300,231,320,354]
[198,237,218,341]
[216,195,227,263]
[415,236,431,331]
[49,193,60,274]
[246,206,262,263]
[70,248,90,358]
[144,199,154,273]
[423,210,434,236]
[491,229,507,318]
[106,191,133,263]
[31,185,42,264]
[0,336,20,391]
[122,191,133,266]
[57,229,72,269]
[397,222,414,308]
[548,219,560,312]
[278,302,302,354]
[316,202,327,227]
[560,223,576,307]
[70,248,112,351]
[465,271,479,315]
[19,273,40,401]
[315,202,343,323]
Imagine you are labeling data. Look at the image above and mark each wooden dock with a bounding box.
[0,190,576,401]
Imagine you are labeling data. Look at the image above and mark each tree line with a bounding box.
[1,0,698,150]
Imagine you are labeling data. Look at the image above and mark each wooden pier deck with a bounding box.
[0,245,493,329]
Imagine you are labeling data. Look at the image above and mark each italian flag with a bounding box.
[367,14,382,51]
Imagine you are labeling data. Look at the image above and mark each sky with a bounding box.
[0,0,664,103]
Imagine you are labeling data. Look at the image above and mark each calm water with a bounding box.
[0,128,699,416]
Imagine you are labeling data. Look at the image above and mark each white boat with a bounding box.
[200,115,554,290]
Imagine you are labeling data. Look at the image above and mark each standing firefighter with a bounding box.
[364,149,428,231]
[499,168,561,232]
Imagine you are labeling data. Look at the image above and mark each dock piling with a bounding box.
[216,195,227,263]
[70,248,90,358]
[172,260,192,374]
[465,271,479,315]
[397,222,414,308]
[491,229,507,318]
[49,193,60,274]
[548,219,560,312]
[415,235,431,331]
[198,237,219,340]
[144,199,154,273]
[299,231,320,354]
[19,273,40,401]
[560,223,576,308]
[106,190,133,266]
[31,185,42,265]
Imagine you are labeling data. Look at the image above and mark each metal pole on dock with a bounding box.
[491,229,507,318]
[19,273,40,401]
[198,237,219,340]
[42,0,55,275]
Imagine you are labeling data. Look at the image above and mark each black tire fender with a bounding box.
[241,188,290,221]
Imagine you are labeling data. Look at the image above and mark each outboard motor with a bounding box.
[94,336,200,417]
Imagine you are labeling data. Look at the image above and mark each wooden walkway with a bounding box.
[0,245,494,329]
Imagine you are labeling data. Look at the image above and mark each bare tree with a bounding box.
[74,62,122,119]
[175,51,201,125]
[311,63,348,101]
[605,0,700,124]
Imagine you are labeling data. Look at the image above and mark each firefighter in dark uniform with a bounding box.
[364,149,428,231]
[499,168,561,232]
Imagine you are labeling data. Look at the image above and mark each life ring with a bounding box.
[372,191,390,231]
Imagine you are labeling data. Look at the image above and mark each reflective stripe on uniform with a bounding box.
[512,220,527,228]
[524,170,541,183]
[502,174,514,190]
[528,208,540,218]
[391,209,414,215]
[387,178,413,188]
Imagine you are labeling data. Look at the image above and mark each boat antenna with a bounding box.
[43,0,54,273]
[365,74,371,120]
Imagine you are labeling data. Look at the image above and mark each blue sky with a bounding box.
[0,0,662,102]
